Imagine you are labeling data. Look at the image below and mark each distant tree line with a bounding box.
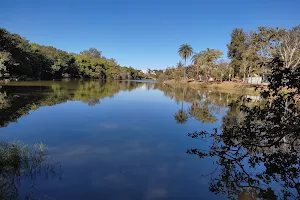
[0,28,144,80]
[157,25,300,83]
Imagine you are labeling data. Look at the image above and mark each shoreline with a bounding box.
[162,80,265,95]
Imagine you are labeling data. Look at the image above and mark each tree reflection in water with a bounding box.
[157,83,241,124]
[0,80,146,127]
[187,57,300,199]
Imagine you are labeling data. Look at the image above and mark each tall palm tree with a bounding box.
[178,44,193,79]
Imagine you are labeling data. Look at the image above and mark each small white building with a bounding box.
[140,69,148,74]
[247,77,262,84]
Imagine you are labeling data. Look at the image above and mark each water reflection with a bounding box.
[0,80,155,127]
[187,99,300,199]
[2,77,298,199]
[0,85,63,199]
[0,81,156,198]
[0,80,237,199]
[186,58,300,199]
[157,84,242,124]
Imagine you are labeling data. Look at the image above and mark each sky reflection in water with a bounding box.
[0,81,241,200]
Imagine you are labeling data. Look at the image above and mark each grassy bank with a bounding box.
[163,80,264,95]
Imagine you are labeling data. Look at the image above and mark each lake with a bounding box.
[0,80,298,200]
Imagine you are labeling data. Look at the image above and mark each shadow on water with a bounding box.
[185,58,300,199]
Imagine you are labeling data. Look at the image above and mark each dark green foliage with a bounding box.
[187,57,300,199]
[226,25,299,80]
[192,48,224,79]
[31,44,78,79]
[0,28,49,79]
[0,28,142,80]
[81,48,102,58]
[227,28,247,77]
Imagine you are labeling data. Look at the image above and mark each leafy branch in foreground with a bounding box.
[187,57,300,199]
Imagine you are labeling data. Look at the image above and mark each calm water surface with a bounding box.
[0,80,295,199]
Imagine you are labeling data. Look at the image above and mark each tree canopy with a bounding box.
[0,28,142,80]
[187,54,300,199]
[157,25,300,83]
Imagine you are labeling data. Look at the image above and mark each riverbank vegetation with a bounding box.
[0,140,61,199]
[157,25,300,88]
[155,25,300,198]
[0,28,144,81]
[187,50,300,199]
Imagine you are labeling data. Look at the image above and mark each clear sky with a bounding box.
[0,0,299,69]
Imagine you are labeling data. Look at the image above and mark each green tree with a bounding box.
[278,25,300,69]
[178,44,193,79]
[176,61,184,69]
[176,61,184,79]
[187,57,300,199]
[81,47,102,58]
[173,68,182,83]
[192,52,203,79]
[191,52,201,65]
[0,28,141,81]
[227,28,247,77]
[216,60,231,82]
[202,48,223,74]
[241,49,251,82]
[0,52,11,78]
[192,49,223,80]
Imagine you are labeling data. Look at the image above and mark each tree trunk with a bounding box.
[196,65,199,80]
[184,59,187,80]
[248,66,251,78]
[243,65,247,83]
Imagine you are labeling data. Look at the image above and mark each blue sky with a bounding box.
[0,0,299,69]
